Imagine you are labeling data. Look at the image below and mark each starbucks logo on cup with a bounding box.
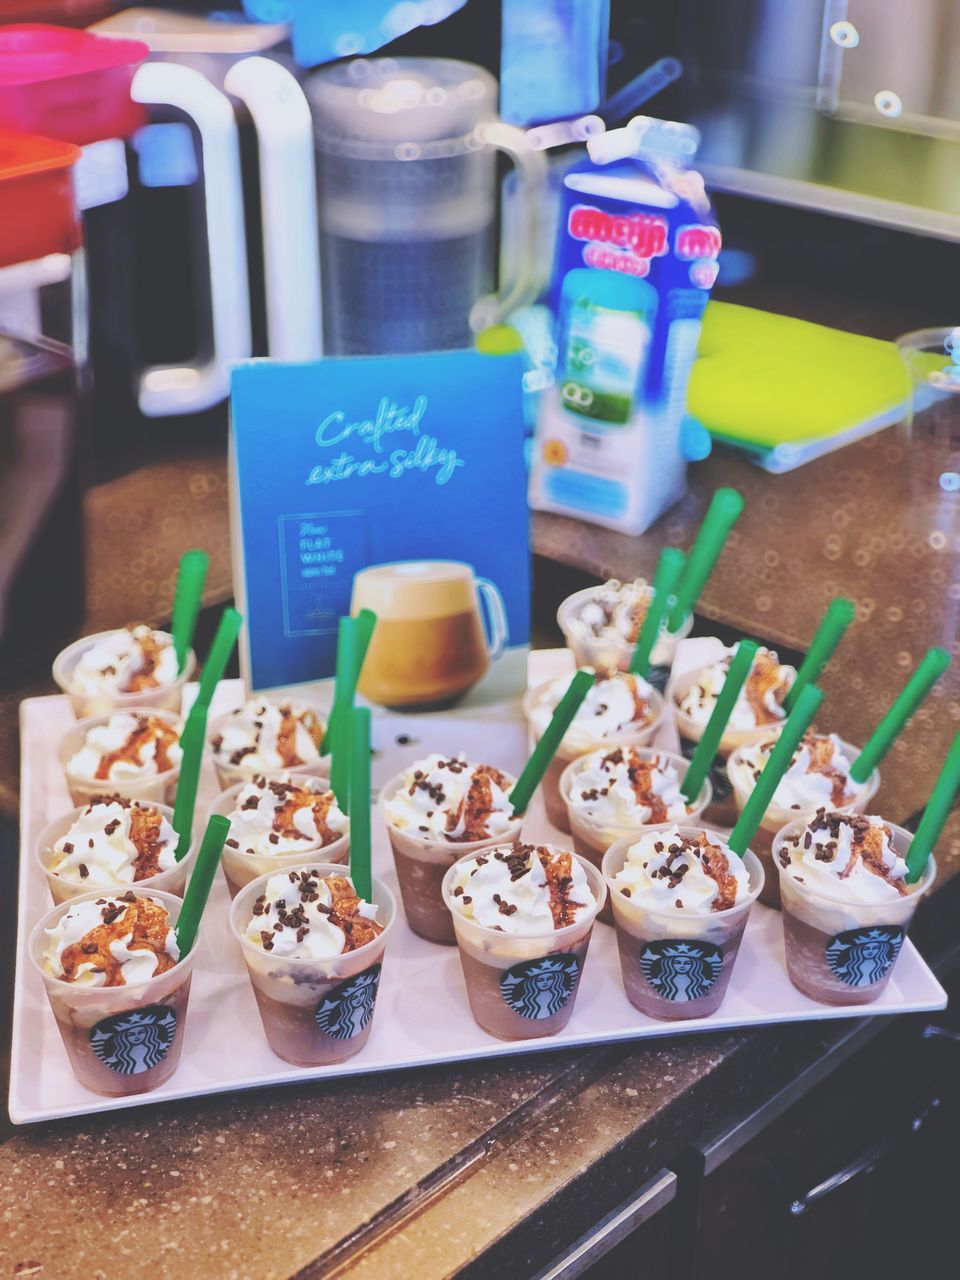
[90,1004,177,1075]
[825,926,904,988]
[500,954,581,1020]
[639,939,722,1002]
[315,965,382,1040]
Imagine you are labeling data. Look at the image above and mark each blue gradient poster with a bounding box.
[230,351,529,691]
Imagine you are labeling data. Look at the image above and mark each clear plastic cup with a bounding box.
[229,865,396,1066]
[58,708,182,808]
[441,848,606,1040]
[772,817,935,1006]
[209,779,350,898]
[557,584,694,675]
[380,768,523,944]
[668,665,790,828]
[36,802,196,906]
[726,738,881,908]
[207,701,331,792]
[602,827,764,1021]
[52,630,195,721]
[29,887,200,1097]
[559,746,713,924]
[523,678,667,832]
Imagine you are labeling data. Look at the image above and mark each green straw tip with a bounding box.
[714,488,744,518]
[926,647,952,675]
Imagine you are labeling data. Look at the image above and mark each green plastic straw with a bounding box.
[172,606,243,858]
[783,597,855,714]
[906,732,960,883]
[348,705,373,902]
[681,639,759,803]
[850,647,951,784]
[327,618,358,808]
[727,684,824,856]
[175,814,230,957]
[629,547,686,676]
[667,488,744,632]
[170,549,209,674]
[322,610,377,757]
[509,669,595,815]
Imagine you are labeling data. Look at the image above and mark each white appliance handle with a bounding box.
[223,57,323,361]
[131,61,251,416]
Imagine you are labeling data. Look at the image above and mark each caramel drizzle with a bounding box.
[272,787,341,846]
[59,897,176,987]
[445,765,512,842]
[128,806,169,880]
[123,629,164,693]
[802,735,855,806]
[94,715,179,781]
[539,846,586,928]
[624,675,652,725]
[743,651,791,726]
[626,751,671,823]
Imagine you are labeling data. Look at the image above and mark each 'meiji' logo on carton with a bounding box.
[568,204,670,259]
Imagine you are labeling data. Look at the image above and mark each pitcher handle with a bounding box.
[476,577,509,663]
[468,121,548,334]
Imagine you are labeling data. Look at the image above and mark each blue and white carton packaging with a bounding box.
[529,118,721,533]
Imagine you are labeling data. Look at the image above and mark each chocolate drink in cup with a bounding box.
[53,624,195,720]
[209,696,328,791]
[230,865,395,1066]
[602,825,763,1020]
[59,709,182,807]
[557,579,694,682]
[670,646,796,826]
[37,796,194,905]
[523,671,665,832]
[560,745,712,923]
[381,754,521,944]
[30,888,198,1096]
[727,733,880,908]
[773,810,935,1006]
[213,772,349,896]
[442,843,605,1040]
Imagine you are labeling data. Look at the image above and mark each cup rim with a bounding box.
[60,705,183,787]
[440,844,607,941]
[228,863,397,969]
[726,733,880,817]
[52,628,195,697]
[28,885,194,992]
[601,824,765,920]
[378,764,522,851]
[559,744,713,832]
[770,814,937,908]
[556,582,695,646]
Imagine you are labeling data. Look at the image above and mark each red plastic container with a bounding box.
[0,130,81,269]
[0,24,148,146]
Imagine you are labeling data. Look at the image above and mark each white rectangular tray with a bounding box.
[11,656,947,1124]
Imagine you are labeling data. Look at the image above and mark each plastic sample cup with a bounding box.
[559,746,712,923]
[29,888,199,1097]
[668,666,789,827]
[207,701,331,792]
[230,865,396,1066]
[52,630,195,721]
[602,827,764,1021]
[441,850,606,1040]
[726,739,880,908]
[522,679,667,832]
[36,802,196,906]
[58,708,182,808]
[209,780,350,898]
[379,769,523,944]
[557,584,694,675]
[772,818,935,1006]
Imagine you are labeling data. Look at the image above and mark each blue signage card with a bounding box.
[230,350,530,691]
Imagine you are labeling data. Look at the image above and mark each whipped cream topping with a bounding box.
[48,799,178,886]
[384,754,516,843]
[614,826,752,913]
[568,580,650,646]
[567,747,694,827]
[731,733,859,814]
[67,712,182,783]
[42,892,179,987]
[212,698,324,775]
[531,672,656,752]
[245,868,382,959]
[225,774,347,857]
[778,810,911,903]
[449,843,596,935]
[677,646,795,731]
[71,626,180,697]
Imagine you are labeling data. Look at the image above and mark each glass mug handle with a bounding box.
[475,577,509,663]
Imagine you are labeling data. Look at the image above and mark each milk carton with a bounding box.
[529,117,720,533]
